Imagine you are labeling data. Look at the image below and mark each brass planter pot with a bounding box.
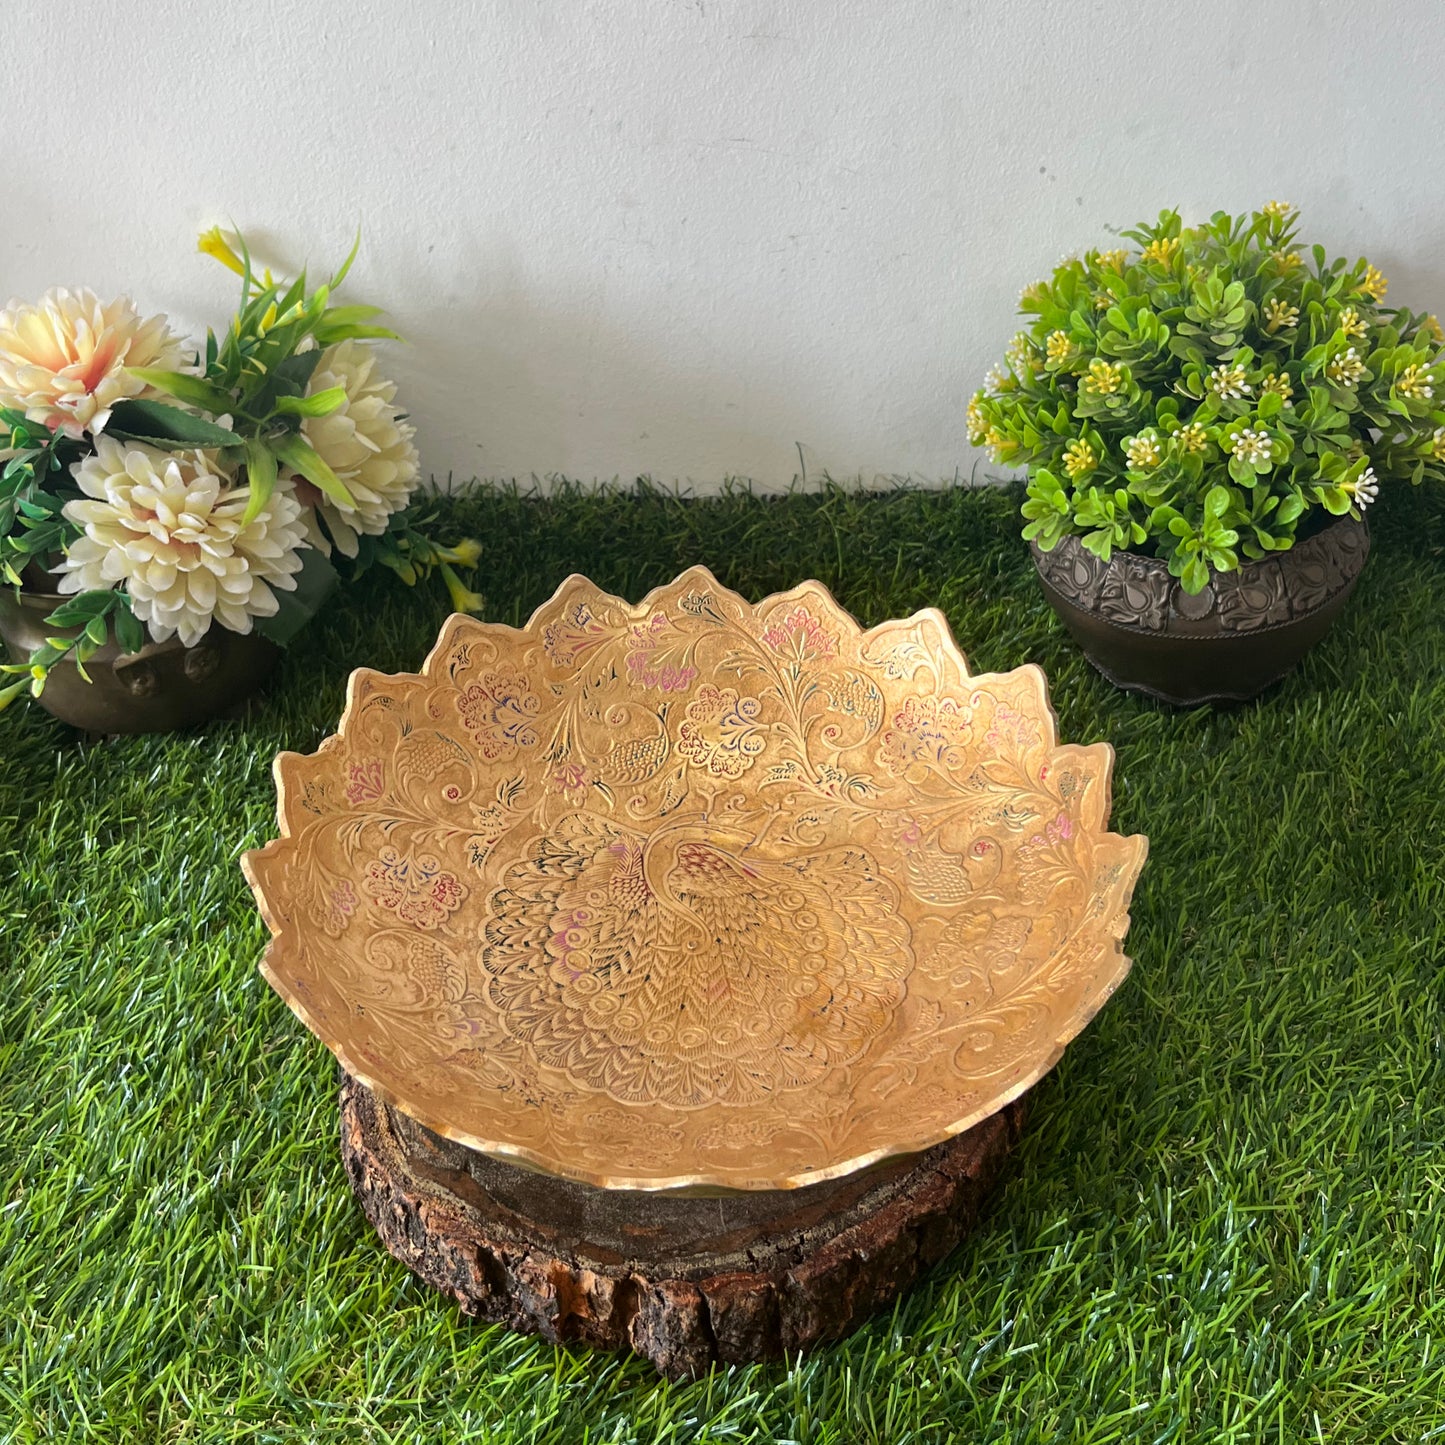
[0,587,279,733]
[1031,514,1370,706]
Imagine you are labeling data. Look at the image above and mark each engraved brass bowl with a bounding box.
[243,567,1147,1192]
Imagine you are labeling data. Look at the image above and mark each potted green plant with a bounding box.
[968,203,1443,704]
[0,229,482,731]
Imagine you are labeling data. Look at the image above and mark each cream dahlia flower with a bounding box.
[0,288,186,438]
[297,340,419,557]
[58,437,307,648]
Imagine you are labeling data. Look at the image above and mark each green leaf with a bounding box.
[307,321,402,345]
[251,546,339,646]
[106,400,243,448]
[114,604,145,655]
[313,304,387,329]
[241,439,280,525]
[272,434,355,509]
[1181,555,1210,593]
[271,349,323,392]
[126,369,237,416]
[273,386,347,418]
[42,590,114,628]
[329,229,362,290]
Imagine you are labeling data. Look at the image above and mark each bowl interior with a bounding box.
[244,566,1147,1191]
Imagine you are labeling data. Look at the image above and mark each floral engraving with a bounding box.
[675,685,765,778]
[345,760,385,805]
[363,847,468,929]
[877,696,974,782]
[625,614,700,691]
[542,601,608,667]
[457,664,541,760]
[762,604,837,660]
[245,567,1148,1189]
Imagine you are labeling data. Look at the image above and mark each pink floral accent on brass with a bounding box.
[345,760,385,806]
[241,566,1148,1191]
[1024,811,1075,850]
[762,604,837,660]
[625,614,700,692]
[363,847,468,929]
[550,762,592,805]
[984,701,1040,751]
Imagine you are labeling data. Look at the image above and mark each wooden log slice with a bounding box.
[339,1073,1027,1378]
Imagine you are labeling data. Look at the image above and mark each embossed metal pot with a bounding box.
[0,586,279,733]
[1030,514,1370,706]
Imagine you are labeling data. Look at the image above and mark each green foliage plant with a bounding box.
[968,203,1445,593]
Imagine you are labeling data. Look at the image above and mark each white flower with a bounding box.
[1336,306,1368,341]
[1263,298,1299,334]
[1327,347,1365,389]
[0,288,186,438]
[1396,364,1434,401]
[966,394,988,444]
[1209,363,1251,400]
[1229,428,1273,466]
[982,365,1009,396]
[1124,431,1161,469]
[296,340,420,557]
[1005,332,1035,377]
[1348,466,1379,509]
[57,437,306,648]
[1175,422,1209,454]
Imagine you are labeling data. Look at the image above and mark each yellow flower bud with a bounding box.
[441,563,485,615]
[1063,439,1097,477]
[198,225,247,277]
[440,538,483,569]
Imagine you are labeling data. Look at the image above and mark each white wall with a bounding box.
[4,0,1444,491]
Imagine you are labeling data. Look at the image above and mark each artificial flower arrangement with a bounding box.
[0,228,482,712]
[967,203,1445,593]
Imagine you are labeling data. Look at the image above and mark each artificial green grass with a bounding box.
[3,478,1444,1443]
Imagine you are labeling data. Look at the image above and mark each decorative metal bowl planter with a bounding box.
[244,567,1148,1371]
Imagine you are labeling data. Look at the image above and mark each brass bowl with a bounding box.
[243,568,1147,1192]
